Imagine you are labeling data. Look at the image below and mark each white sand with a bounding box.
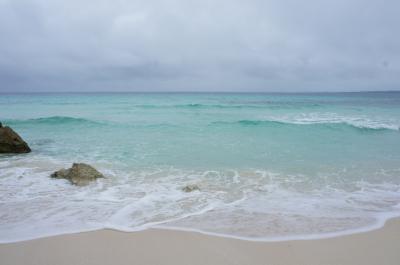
[1,218,400,265]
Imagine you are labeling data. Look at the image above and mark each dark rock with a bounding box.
[182,184,200,192]
[0,126,31,153]
[51,163,104,186]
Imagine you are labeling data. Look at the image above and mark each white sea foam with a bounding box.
[1,155,400,243]
[264,112,400,130]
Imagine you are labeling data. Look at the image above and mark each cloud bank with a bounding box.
[0,0,399,92]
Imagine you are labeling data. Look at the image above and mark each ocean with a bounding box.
[1,92,400,242]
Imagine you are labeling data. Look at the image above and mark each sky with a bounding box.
[0,0,399,93]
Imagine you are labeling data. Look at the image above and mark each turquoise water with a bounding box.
[1,92,400,242]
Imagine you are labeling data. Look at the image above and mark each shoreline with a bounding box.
[1,218,400,265]
[2,213,399,244]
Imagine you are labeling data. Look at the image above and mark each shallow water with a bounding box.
[1,92,400,242]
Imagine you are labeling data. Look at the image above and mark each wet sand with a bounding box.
[1,218,400,265]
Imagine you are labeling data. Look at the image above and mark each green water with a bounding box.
[1,92,400,241]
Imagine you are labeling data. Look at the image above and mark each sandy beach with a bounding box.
[1,0,400,263]
[0,218,399,265]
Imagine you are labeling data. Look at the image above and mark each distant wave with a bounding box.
[3,116,181,129]
[211,119,399,132]
[271,115,400,131]
[4,116,103,126]
[131,103,321,110]
[3,115,398,132]
[133,103,248,109]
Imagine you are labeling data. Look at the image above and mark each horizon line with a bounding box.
[1,90,400,94]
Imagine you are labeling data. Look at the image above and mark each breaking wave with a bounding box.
[211,117,399,132]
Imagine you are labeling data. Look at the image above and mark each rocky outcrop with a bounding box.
[51,163,104,186]
[182,184,200,192]
[0,124,31,153]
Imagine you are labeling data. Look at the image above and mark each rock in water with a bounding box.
[182,184,200,192]
[0,125,31,153]
[51,168,70,179]
[51,163,104,186]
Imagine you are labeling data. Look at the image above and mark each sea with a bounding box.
[1,92,400,242]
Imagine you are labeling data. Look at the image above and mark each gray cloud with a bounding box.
[0,0,399,92]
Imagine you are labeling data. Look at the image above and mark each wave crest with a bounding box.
[212,119,399,132]
[4,116,103,126]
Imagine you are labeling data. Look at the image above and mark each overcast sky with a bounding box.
[0,0,399,92]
